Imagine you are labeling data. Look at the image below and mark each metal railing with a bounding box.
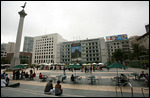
[141,88,149,97]
[115,82,133,97]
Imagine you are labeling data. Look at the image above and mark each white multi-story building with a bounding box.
[32,33,67,64]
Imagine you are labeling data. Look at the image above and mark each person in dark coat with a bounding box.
[44,80,55,94]
[30,69,33,75]
[12,70,16,80]
[16,70,20,80]
[71,74,75,83]
[85,67,87,73]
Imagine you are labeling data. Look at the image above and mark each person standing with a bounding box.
[5,74,9,86]
[93,66,95,72]
[85,66,87,73]
[13,70,16,80]
[90,66,92,74]
[16,70,20,80]
[30,69,33,75]
[21,70,24,79]
[63,66,66,74]
[54,66,56,70]
[71,74,75,83]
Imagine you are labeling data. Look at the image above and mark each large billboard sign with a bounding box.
[106,34,128,41]
[71,43,81,62]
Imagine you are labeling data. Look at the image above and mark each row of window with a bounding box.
[34,59,54,64]
[86,54,99,57]
[107,46,120,49]
[108,47,129,52]
[61,54,100,59]
[34,55,54,59]
[35,43,54,47]
[61,57,100,62]
[35,48,53,52]
[36,38,54,42]
[106,41,129,46]
[35,52,53,55]
[1,54,7,57]
[62,42,98,48]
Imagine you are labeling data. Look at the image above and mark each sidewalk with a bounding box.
[1,67,149,97]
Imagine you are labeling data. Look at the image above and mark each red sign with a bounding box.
[72,44,80,46]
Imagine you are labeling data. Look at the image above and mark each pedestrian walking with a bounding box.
[90,67,92,74]
[85,66,87,73]
[13,70,16,80]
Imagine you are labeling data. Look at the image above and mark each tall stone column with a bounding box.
[11,9,27,67]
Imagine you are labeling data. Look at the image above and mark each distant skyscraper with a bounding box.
[6,42,15,53]
[23,36,34,52]
[1,43,7,58]
[1,43,7,52]
[1,42,15,58]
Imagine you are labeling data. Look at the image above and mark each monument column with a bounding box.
[11,4,27,67]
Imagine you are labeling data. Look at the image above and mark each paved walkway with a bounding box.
[1,67,149,97]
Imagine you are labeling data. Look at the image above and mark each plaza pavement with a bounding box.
[1,67,149,97]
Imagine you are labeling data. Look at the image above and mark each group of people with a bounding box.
[119,71,149,86]
[1,72,10,87]
[39,72,67,83]
[44,80,63,96]
[13,69,36,80]
[137,71,149,86]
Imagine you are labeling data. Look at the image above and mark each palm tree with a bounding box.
[131,43,148,60]
[112,49,124,63]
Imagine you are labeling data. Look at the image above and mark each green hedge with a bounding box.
[129,61,143,68]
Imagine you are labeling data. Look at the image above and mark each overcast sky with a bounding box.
[1,1,149,51]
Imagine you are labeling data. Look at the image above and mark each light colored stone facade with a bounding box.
[106,39,130,61]
[32,33,67,64]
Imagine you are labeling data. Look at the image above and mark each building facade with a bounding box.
[6,42,15,53]
[137,33,149,50]
[23,36,34,52]
[128,35,140,51]
[6,52,32,65]
[1,43,7,58]
[60,37,107,64]
[1,42,15,58]
[32,33,67,64]
[106,39,130,61]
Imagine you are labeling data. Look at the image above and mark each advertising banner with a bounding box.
[71,43,81,62]
[106,34,128,41]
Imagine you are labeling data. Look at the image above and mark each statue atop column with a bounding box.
[10,2,27,67]
[21,2,27,10]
